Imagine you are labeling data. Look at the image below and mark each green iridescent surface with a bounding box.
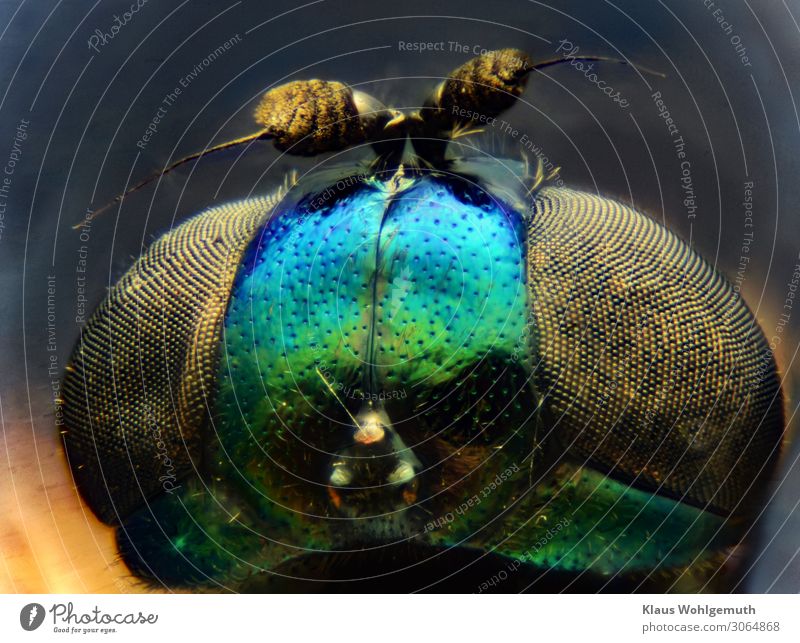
[115,168,738,590]
[429,464,732,582]
[211,172,531,513]
[218,173,529,430]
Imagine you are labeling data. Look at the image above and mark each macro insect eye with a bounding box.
[60,48,783,593]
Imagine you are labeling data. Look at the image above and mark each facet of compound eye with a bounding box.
[432,48,533,124]
[525,187,784,515]
[254,80,394,156]
[59,195,277,523]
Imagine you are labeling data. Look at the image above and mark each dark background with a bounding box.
[0,0,798,591]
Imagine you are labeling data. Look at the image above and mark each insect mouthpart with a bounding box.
[326,403,423,520]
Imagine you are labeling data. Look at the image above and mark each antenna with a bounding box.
[76,130,268,229]
[529,54,665,78]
